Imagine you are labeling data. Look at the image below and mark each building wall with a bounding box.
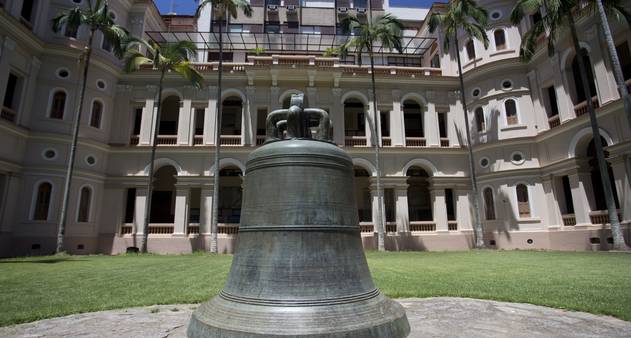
[0,0,629,256]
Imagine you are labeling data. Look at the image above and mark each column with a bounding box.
[610,156,631,222]
[331,88,344,146]
[391,90,405,146]
[551,54,576,122]
[425,101,440,146]
[204,86,217,145]
[17,56,40,126]
[394,185,410,233]
[431,188,448,232]
[270,86,280,111]
[173,185,189,235]
[589,31,617,104]
[178,99,192,145]
[245,86,256,145]
[0,173,20,233]
[541,175,563,227]
[134,188,148,234]
[139,97,155,146]
[199,183,214,235]
[455,189,473,231]
[366,92,375,147]
[568,171,593,225]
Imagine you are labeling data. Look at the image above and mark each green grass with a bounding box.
[0,251,630,326]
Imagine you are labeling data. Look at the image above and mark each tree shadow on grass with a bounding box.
[0,257,86,264]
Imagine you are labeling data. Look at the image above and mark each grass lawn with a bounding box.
[0,251,630,326]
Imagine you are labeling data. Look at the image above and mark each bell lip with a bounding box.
[188,292,410,338]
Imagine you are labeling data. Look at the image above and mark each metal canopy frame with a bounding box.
[146,31,437,57]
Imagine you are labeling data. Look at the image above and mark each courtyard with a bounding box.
[1,251,630,328]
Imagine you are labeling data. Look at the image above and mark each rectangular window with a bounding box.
[616,42,631,81]
[466,40,476,60]
[430,54,440,68]
[257,108,267,136]
[3,73,18,110]
[195,108,205,135]
[21,0,34,22]
[123,188,136,223]
[545,86,559,117]
[133,108,142,135]
[207,52,233,62]
[438,112,447,138]
[379,111,390,137]
[445,189,456,221]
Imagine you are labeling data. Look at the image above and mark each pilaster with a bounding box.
[178,99,192,145]
[199,183,214,235]
[331,88,344,146]
[391,90,405,147]
[245,86,256,145]
[204,86,217,145]
[139,95,156,146]
[425,99,440,146]
[173,184,189,235]
[134,188,148,234]
[568,171,593,225]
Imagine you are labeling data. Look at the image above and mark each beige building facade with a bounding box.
[0,0,630,256]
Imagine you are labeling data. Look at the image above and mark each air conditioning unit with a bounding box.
[356,7,367,14]
[286,5,297,12]
[337,7,348,14]
[267,4,278,11]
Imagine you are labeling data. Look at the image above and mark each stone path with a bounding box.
[2,297,630,338]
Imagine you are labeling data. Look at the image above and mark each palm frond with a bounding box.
[173,61,204,89]
[100,25,130,58]
[124,52,153,72]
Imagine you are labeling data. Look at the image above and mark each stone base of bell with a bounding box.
[187,291,410,338]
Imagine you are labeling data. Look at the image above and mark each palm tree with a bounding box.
[339,11,404,252]
[52,0,130,254]
[511,0,630,250]
[124,40,203,253]
[428,0,489,249]
[196,0,252,253]
[592,1,631,129]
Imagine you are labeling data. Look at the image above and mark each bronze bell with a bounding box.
[188,94,410,337]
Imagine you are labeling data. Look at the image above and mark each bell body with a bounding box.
[188,139,409,337]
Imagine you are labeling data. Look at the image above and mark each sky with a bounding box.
[153,0,439,15]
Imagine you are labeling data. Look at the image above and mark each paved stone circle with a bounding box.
[1,297,630,338]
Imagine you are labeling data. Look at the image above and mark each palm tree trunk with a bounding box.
[454,34,485,249]
[595,0,631,129]
[368,51,385,252]
[140,70,166,253]
[210,12,225,254]
[55,31,95,254]
[568,14,629,251]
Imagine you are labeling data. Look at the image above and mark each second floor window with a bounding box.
[474,107,485,132]
[505,99,518,125]
[494,29,506,51]
[50,91,66,120]
[90,101,103,128]
[466,40,476,61]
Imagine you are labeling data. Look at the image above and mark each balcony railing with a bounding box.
[589,210,622,225]
[148,224,174,234]
[156,135,177,146]
[360,224,374,233]
[405,137,426,147]
[410,221,436,232]
[187,224,200,234]
[220,135,242,146]
[385,223,397,233]
[218,224,239,234]
[440,138,450,147]
[345,136,367,147]
[448,221,458,231]
[548,115,560,129]
[193,135,204,145]
[256,135,266,145]
[562,214,576,226]
[574,96,599,117]
[130,135,140,145]
[1,107,16,123]
[120,224,133,235]
[381,137,392,147]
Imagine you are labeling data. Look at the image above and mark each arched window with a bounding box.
[33,182,52,221]
[505,99,518,125]
[90,101,103,128]
[50,91,66,119]
[516,184,530,218]
[494,29,506,51]
[475,107,485,132]
[483,187,495,220]
[77,186,92,222]
[466,40,476,60]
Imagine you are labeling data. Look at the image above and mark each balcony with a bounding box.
[548,115,560,129]
[405,137,426,147]
[156,135,178,146]
[574,96,599,117]
[589,210,622,225]
[148,224,175,234]
[345,136,367,147]
[218,224,239,234]
[410,221,436,232]
[0,107,16,123]
[448,221,458,231]
[193,135,204,145]
[381,137,392,147]
[440,138,450,147]
[562,214,576,226]
[187,224,200,235]
[220,135,242,146]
